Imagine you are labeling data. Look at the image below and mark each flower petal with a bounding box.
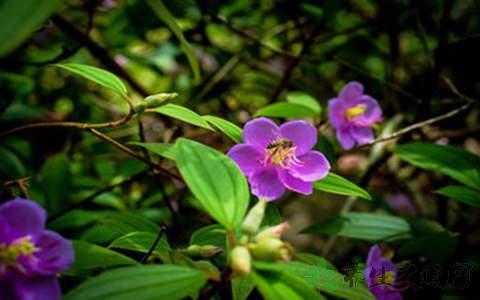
[336,127,355,150]
[349,95,382,126]
[249,168,285,201]
[227,144,264,176]
[12,274,61,300]
[279,120,317,155]
[339,81,364,102]
[289,151,330,182]
[278,170,313,195]
[328,97,347,129]
[29,231,74,276]
[243,117,280,149]
[0,198,46,240]
[350,126,374,145]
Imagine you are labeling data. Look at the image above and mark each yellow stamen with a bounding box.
[375,271,395,284]
[0,236,37,267]
[345,104,367,119]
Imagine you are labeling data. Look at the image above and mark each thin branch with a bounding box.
[356,77,475,148]
[141,226,167,263]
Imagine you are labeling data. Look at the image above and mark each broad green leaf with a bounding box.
[203,115,243,143]
[152,104,212,130]
[0,0,61,57]
[40,153,71,214]
[175,138,249,228]
[189,224,226,249]
[251,270,326,300]
[398,231,457,263]
[49,210,110,231]
[254,102,318,118]
[65,265,207,300]
[254,261,374,300]
[65,240,138,276]
[302,212,411,241]
[294,253,337,271]
[129,142,177,161]
[436,185,480,208]
[232,277,255,300]
[99,212,160,235]
[145,0,200,83]
[393,143,480,189]
[55,63,128,96]
[0,146,27,179]
[286,91,322,114]
[109,231,171,263]
[314,173,371,200]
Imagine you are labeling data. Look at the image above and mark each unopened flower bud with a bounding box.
[182,244,223,258]
[144,92,178,108]
[249,238,292,262]
[241,199,267,235]
[132,102,147,113]
[254,222,290,241]
[230,246,251,276]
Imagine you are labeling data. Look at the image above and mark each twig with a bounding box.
[141,226,167,263]
[356,77,475,148]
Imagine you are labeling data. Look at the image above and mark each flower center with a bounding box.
[375,271,395,285]
[345,104,367,119]
[264,138,302,168]
[0,236,37,267]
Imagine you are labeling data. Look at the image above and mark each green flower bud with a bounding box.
[132,102,147,113]
[254,222,289,241]
[182,244,223,258]
[241,199,267,236]
[230,246,251,276]
[249,238,292,262]
[144,92,178,108]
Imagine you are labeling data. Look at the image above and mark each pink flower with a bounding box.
[328,82,382,149]
[227,118,330,200]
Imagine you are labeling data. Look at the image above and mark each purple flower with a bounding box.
[364,245,403,300]
[388,194,418,216]
[0,199,74,300]
[328,82,382,150]
[227,117,330,201]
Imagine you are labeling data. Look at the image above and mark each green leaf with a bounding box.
[203,115,243,143]
[393,143,480,189]
[302,212,411,241]
[145,0,200,83]
[254,261,374,300]
[64,265,207,300]
[109,231,171,263]
[65,240,138,276]
[313,173,372,200]
[152,104,212,130]
[398,231,457,264]
[55,63,128,96]
[232,277,255,300]
[128,142,177,161]
[254,102,318,118]
[436,185,480,208]
[175,138,249,228]
[0,0,61,57]
[285,91,322,114]
[189,224,226,249]
[0,146,27,179]
[40,153,71,214]
[294,253,337,271]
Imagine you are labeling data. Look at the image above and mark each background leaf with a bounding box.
[40,152,71,214]
[109,231,171,262]
[254,102,318,118]
[313,173,371,200]
[65,265,207,300]
[203,115,243,143]
[175,138,249,228]
[393,143,480,189]
[152,104,213,130]
[55,63,128,95]
[436,185,480,208]
[285,91,321,114]
[129,142,177,161]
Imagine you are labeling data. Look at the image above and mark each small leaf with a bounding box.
[152,104,212,130]
[393,143,480,189]
[436,185,480,208]
[176,138,249,228]
[232,277,255,300]
[302,212,411,241]
[128,142,177,161]
[65,240,138,276]
[189,224,226,249]
[64,265,207,300]
[109,231,171,262]
[203,115,243,143]
[40,153,71,214]
[254,102,318,118]
[145,0,200,83]
[55,63,128,95]
[314,173,372,200]
[285,91,321,114]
